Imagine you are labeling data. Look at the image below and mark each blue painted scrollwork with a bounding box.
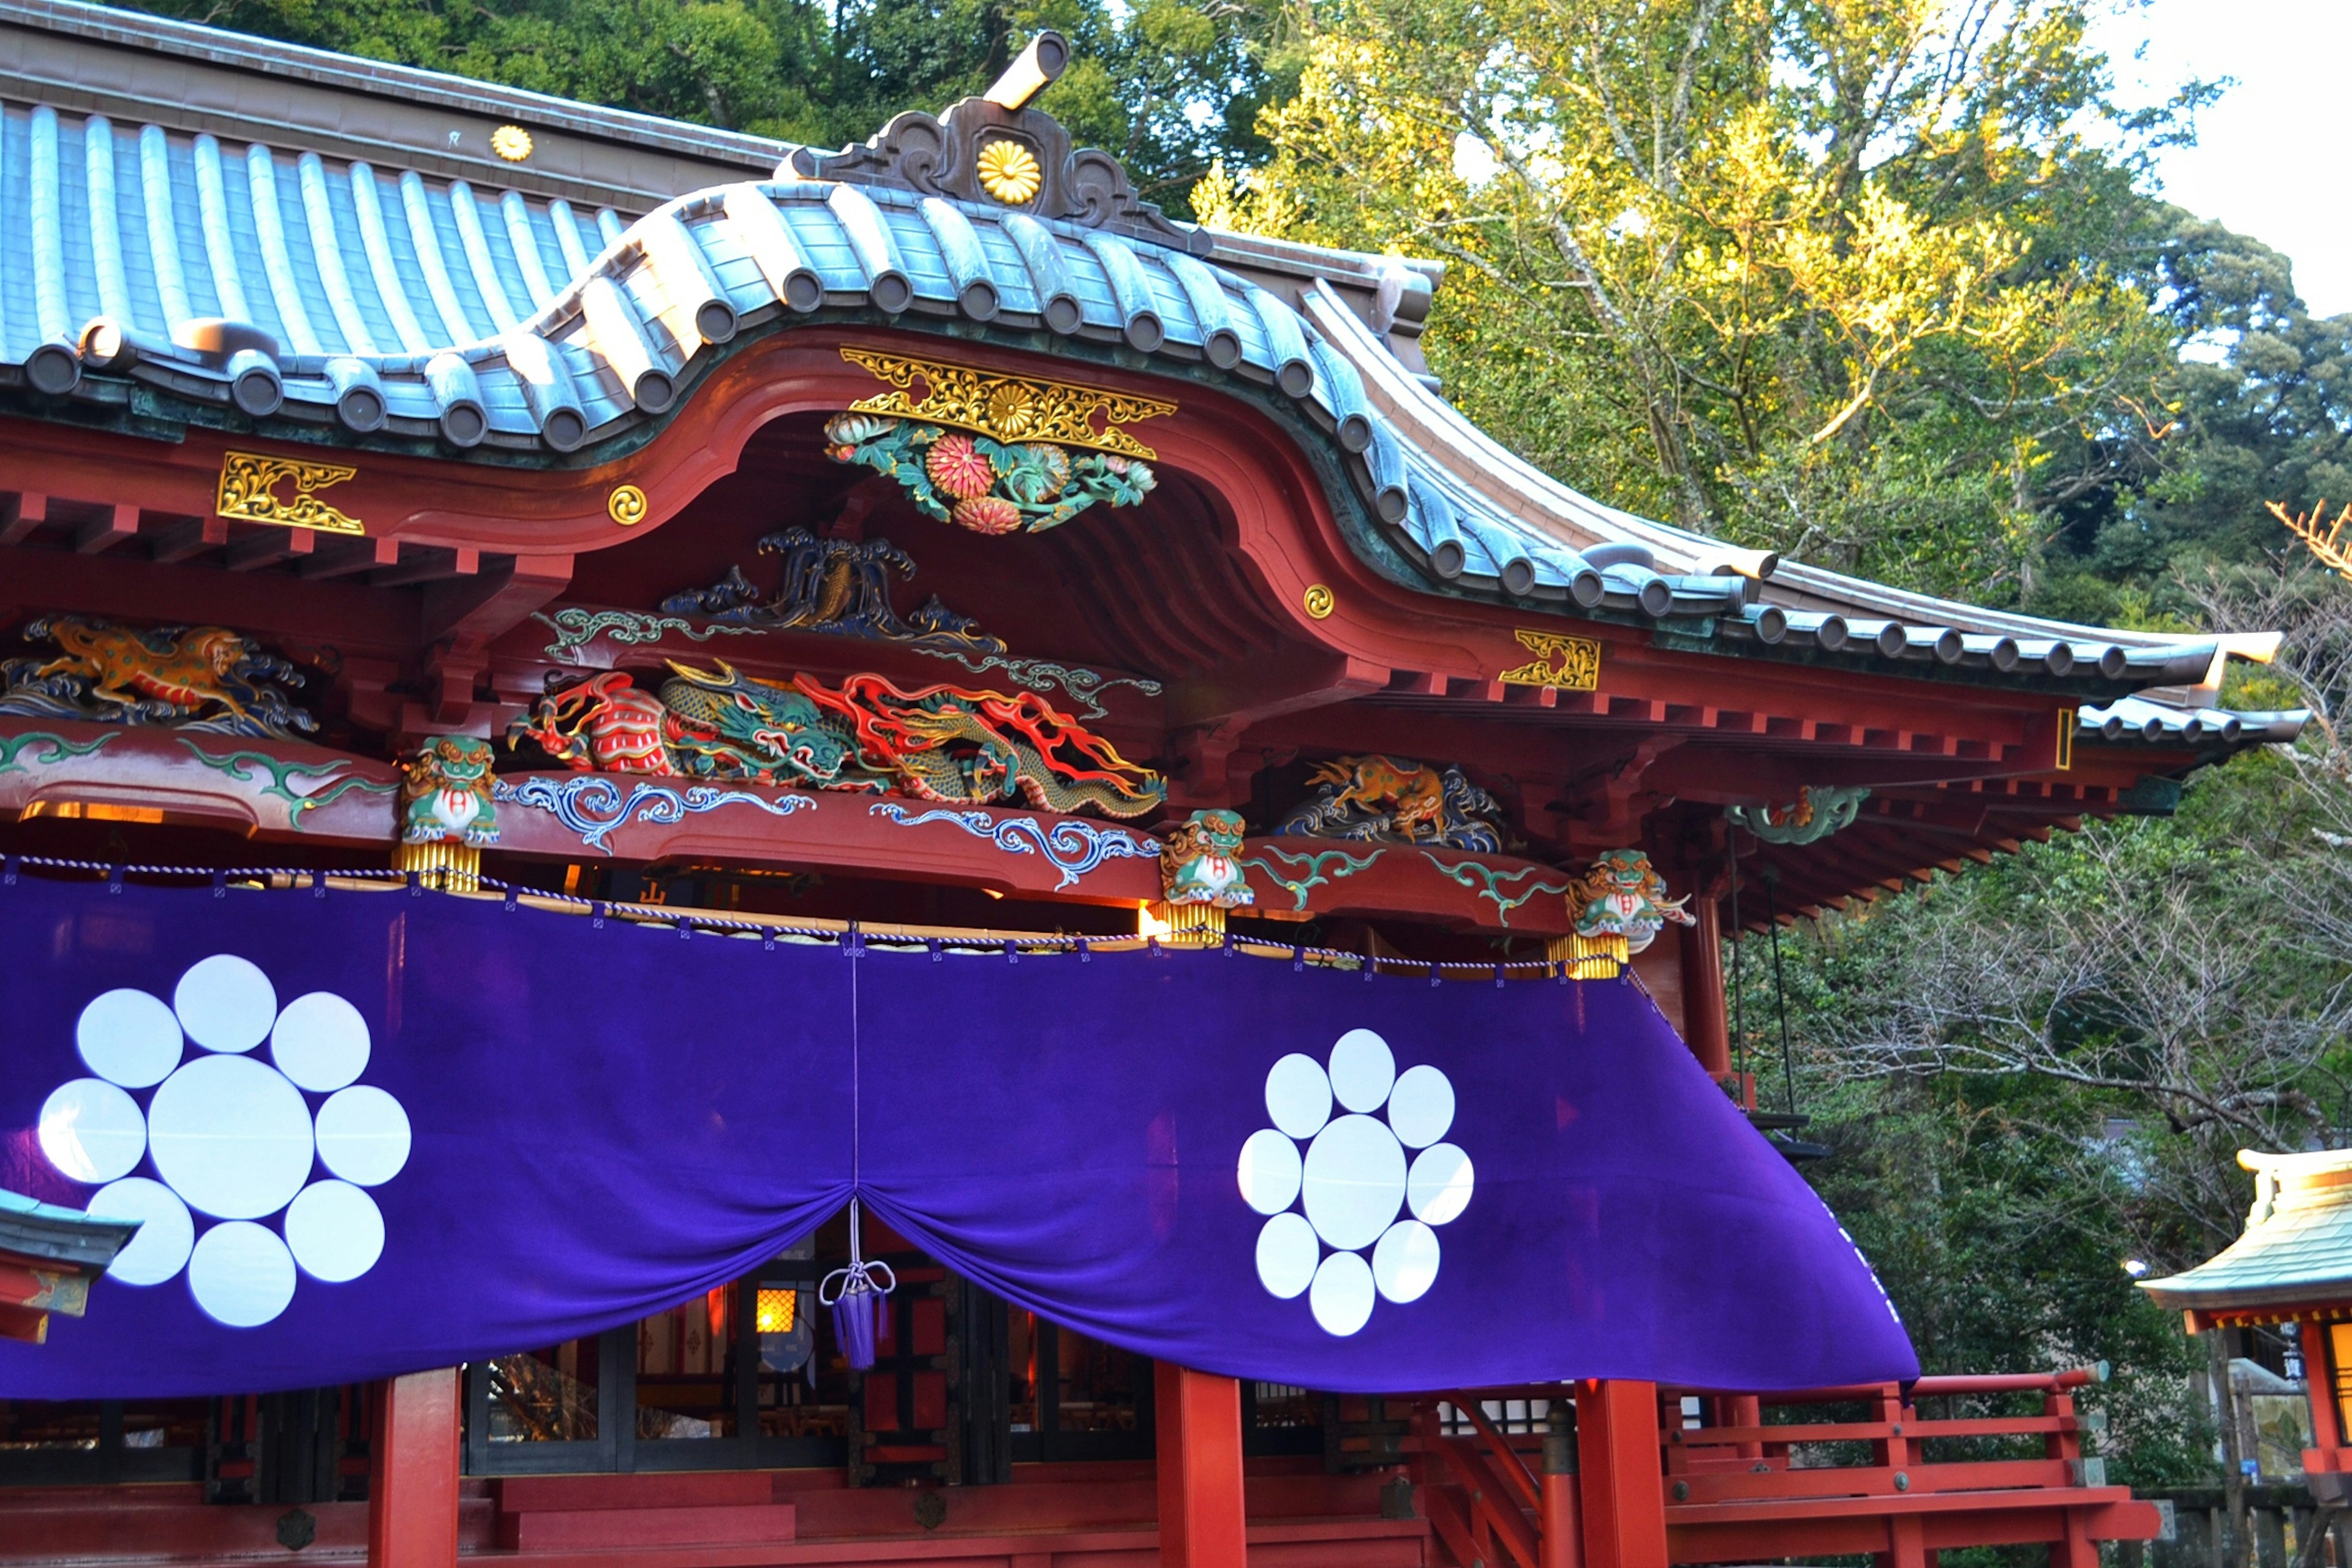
[867,802,1159,891]
[494,775,814,854]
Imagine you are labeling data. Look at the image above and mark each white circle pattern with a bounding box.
[1239,1030,1472,1336]
[39,955,407,1327]
[38,1079,147,1183]
[1262,1054,1332,1140]
[314,1087,412,1186]
[174,955,277,1053]
[270,992,371,1092]
[1237,1128,1304,1216]
[1300,1114,1406,1251]
[86,1177,193,1286]
[76,989,182,1088]
[187,1221,296,1327]
[284,1181,385,1282]
[148,1055,315,1219]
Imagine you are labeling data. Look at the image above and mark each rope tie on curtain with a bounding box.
[823,929,894,1368]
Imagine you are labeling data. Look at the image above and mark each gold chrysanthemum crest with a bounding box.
[976,138,1043,205]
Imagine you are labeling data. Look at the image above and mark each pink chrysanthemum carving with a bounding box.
[925,434,997,501]
[951,496,1024,535]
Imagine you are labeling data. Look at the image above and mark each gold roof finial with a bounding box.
[985,32,1068,111]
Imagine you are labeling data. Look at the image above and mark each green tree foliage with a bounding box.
[121,0,1281,214]
[1196,0,2228,601]
[2035,221,2352,624]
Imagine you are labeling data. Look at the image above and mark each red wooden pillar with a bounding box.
[1678,896,1730,1078]
[1542,1425,1584,1568]
[1575,1381,1667,1568]
[369,1368,461,1568]
[2305,1321,2346,1474]
[1155,1362,1247,1568]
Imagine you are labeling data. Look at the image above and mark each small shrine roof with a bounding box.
[0,0,2301,745]
[0,1186,141,1270]
[2141,1150,2352,1313]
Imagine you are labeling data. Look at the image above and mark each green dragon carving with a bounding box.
[511,663,1164,820]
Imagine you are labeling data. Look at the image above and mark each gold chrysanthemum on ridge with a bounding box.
[976,139,1043,205]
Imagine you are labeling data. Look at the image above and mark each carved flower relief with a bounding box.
[952,496,1024,535]
[976,138,1044,205]
[924,433,997,500]
[994,443,1070,505]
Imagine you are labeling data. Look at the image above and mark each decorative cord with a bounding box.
[0,855,1602,982]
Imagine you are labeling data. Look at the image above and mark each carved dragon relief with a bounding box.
[786,96,1213,256]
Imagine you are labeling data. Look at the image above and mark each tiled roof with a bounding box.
[2141,1150,2352,1312]
[0,1186,141,1269]
[0,7,2305,741]
[2081,696,2307,747]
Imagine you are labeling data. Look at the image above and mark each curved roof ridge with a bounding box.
[1298,282,1768,579]
[1299,277,2277,667]
[2141,1146,2352,1313]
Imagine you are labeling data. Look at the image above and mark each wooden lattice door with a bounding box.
[846,1258,956,1486]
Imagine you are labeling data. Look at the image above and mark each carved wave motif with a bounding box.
[532,609,766,664]
[495,775,815,854]
[867,802,1158,891]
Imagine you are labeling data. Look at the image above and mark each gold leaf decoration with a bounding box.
[976,138,1043,205]
[214,451,363,535]
[840,348,1175,461]
[491,125,534,162]
[608,484,649,526]
[1498,628,1602,690]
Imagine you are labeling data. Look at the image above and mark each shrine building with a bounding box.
[2143,1151,2352,1507]
[0,3,2297,1566]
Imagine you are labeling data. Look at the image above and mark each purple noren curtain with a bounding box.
[0,880,1913,1398]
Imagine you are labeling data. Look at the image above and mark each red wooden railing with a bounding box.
[1403,1371,2163,1568]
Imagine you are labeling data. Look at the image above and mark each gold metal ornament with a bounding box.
[975,138,1044,205]
[491,125,534,163]
[1498,628,1602,690]
[1302,584,1336,620]
[840,349,1174,461]
[607,484,649,526]
[214,451,363,535]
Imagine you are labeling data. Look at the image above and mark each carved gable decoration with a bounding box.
[786,99,1213,257]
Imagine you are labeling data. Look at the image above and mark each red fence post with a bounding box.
[1155,1362,1247,1568]
[1575,1381,1667,1568]
[368,1368,461,1568]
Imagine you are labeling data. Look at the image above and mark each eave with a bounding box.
[0,89,2271,726]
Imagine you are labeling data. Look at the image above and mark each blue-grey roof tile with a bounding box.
[0,100,2294,735]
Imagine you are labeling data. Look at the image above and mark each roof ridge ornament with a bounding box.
[784,31,1213,257]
